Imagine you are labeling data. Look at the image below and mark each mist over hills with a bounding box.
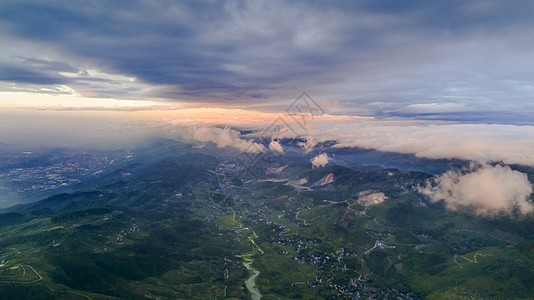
[0,137,533,299]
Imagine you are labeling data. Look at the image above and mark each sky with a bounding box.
[1,0,534,165]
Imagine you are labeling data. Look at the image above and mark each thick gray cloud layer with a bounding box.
[1,1,534,123]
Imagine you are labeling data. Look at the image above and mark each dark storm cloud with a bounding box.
[0,57,81,85]
[1,0,534,122]
[0,66,65,84]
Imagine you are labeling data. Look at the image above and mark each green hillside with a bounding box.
[1,150,533,299]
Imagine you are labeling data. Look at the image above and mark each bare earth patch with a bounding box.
[357,192,387,207]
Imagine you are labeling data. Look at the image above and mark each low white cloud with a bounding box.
[311,153,331,168]
[418,164,533,216]
[184,126,265,153]
[269,139,284,154]
[328,123,534,167]
[297,137,318,154]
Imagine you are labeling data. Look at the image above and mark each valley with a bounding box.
[0,142,533,299]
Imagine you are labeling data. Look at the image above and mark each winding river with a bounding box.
[232,215,263,299]
[240,254,262,300]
